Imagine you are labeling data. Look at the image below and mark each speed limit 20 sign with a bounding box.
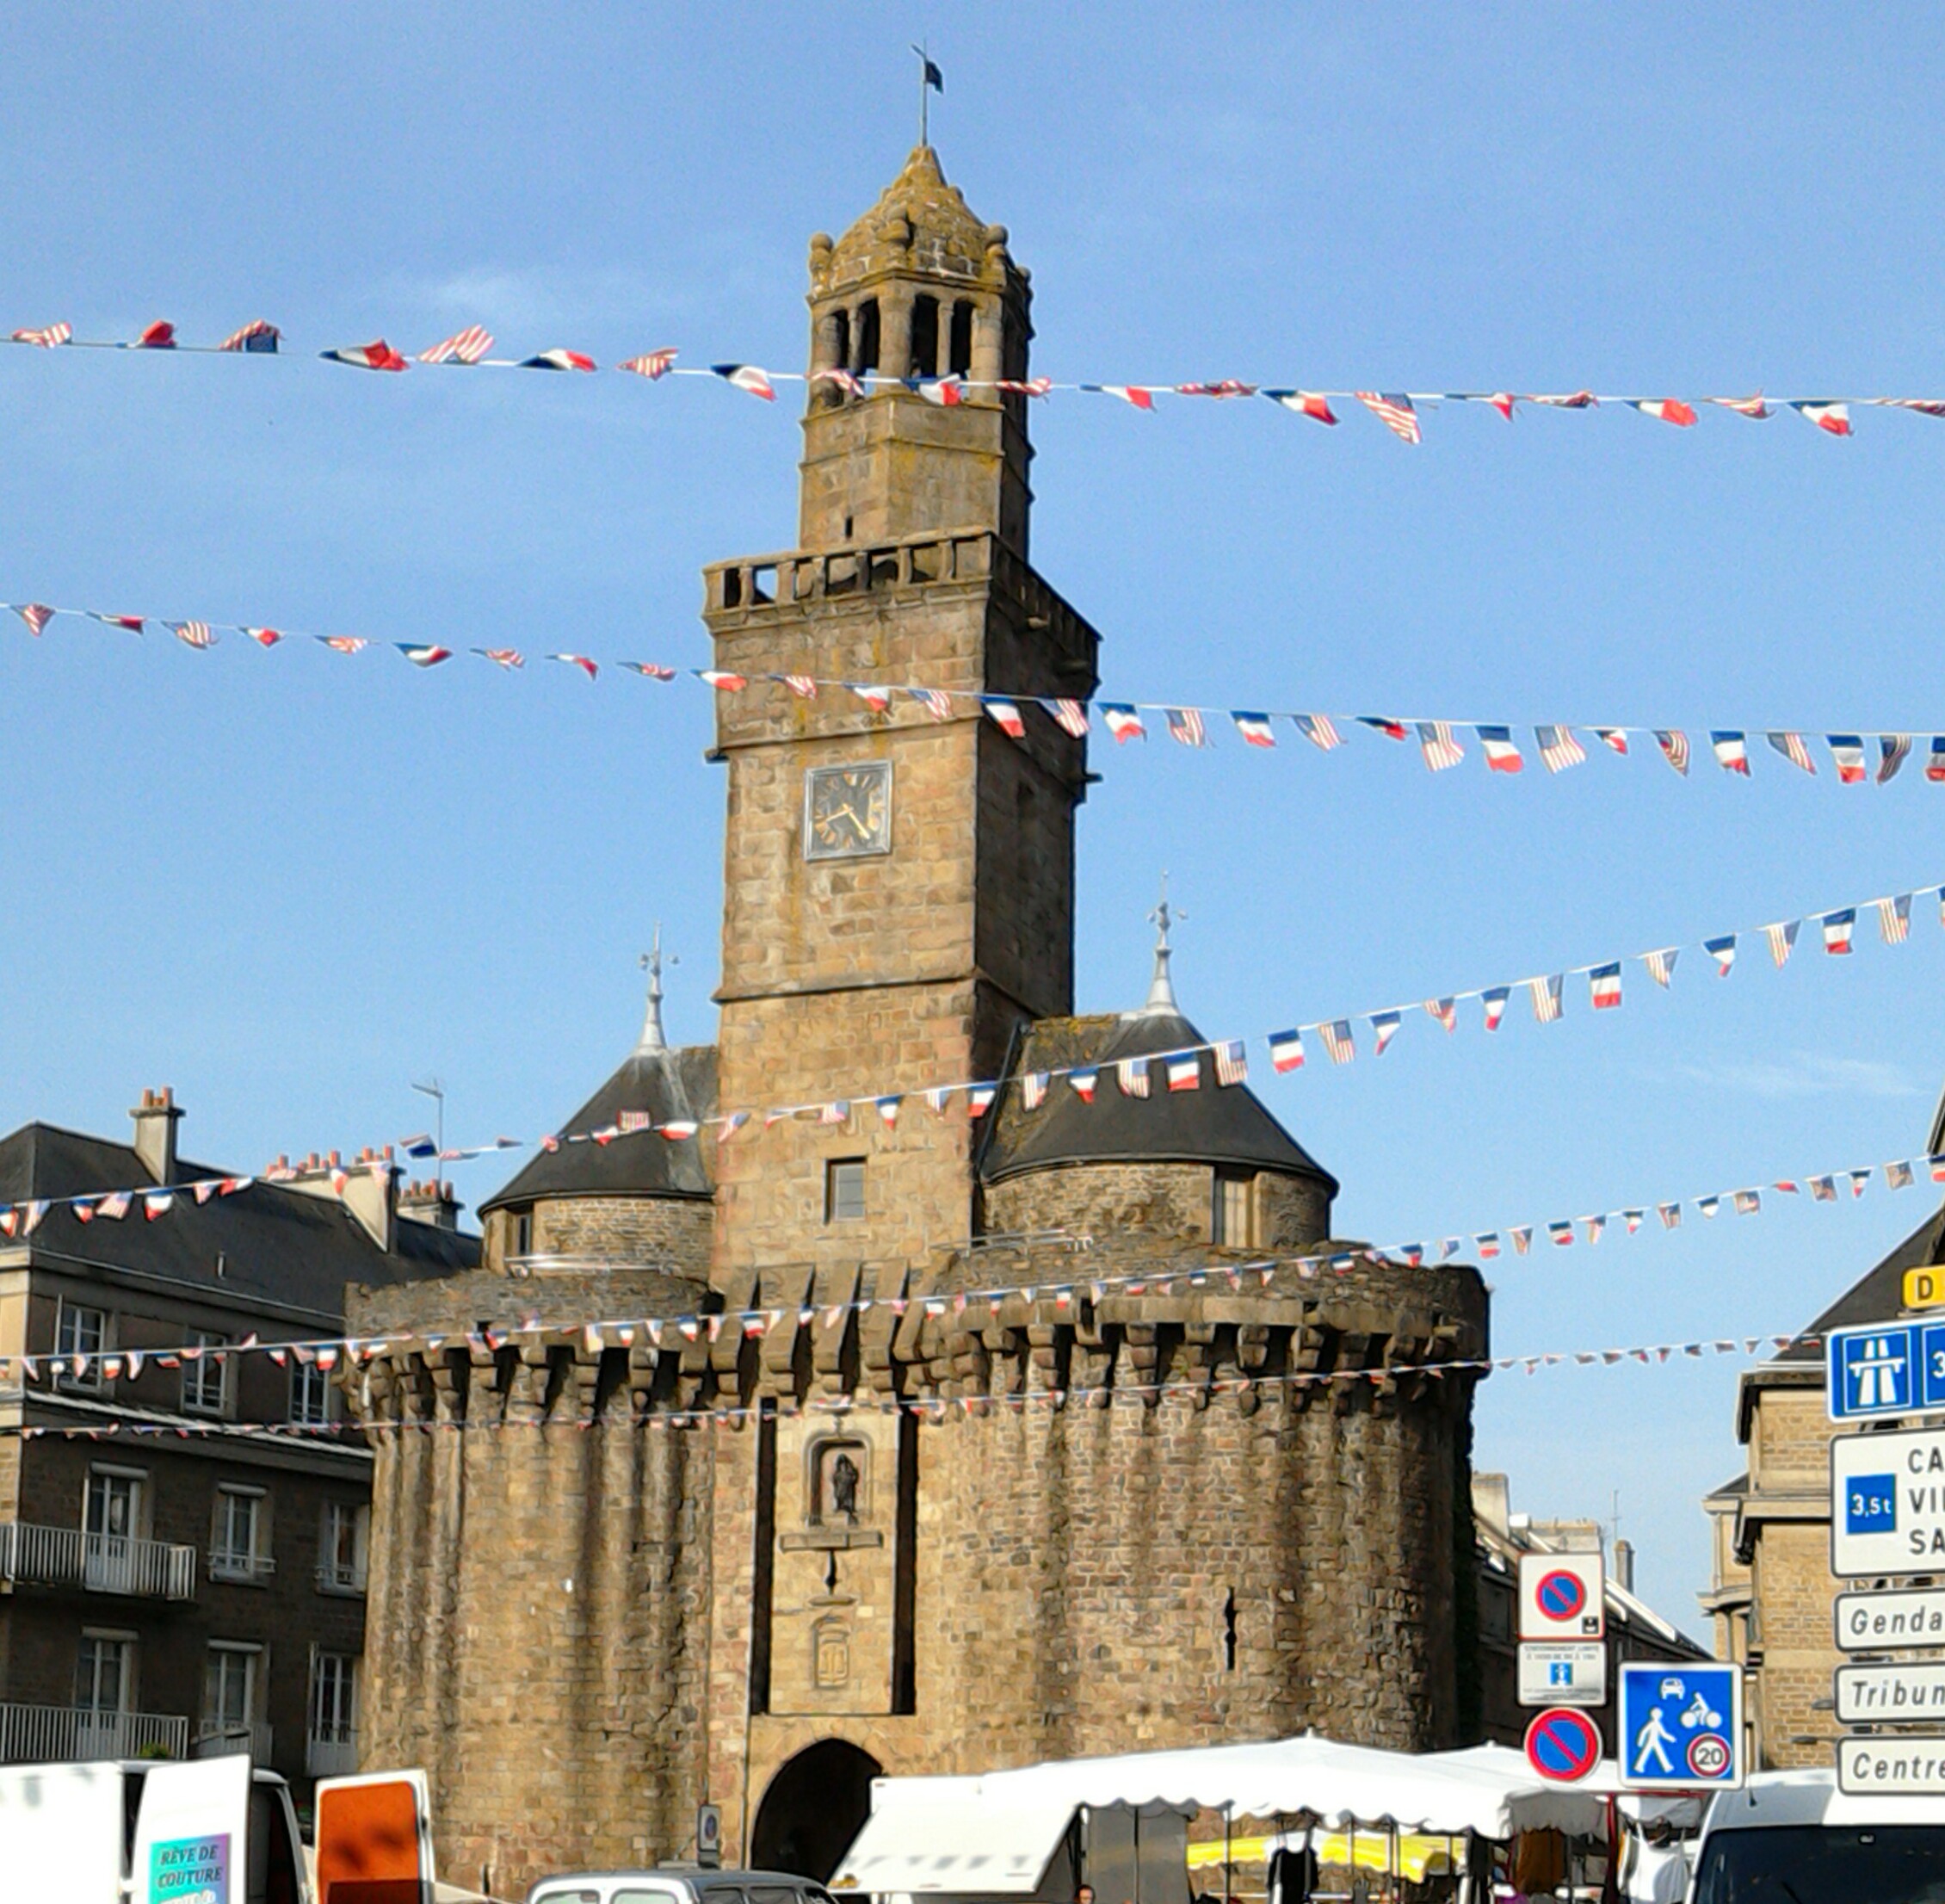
[1518,1552,1607,1641]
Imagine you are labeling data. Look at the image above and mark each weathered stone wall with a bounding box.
[349,1255,1486,1890]
[476,1196,715,1277]
[985,1162,1331,1250]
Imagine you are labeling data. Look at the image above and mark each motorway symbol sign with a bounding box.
[1518,1552,1606,1641]
[1518,1641,1608,1709]
[1835,1661,1945,1724]
[1834,1585,1945,1653]
[1524,1707,1603,1783]
[1619,1663,1744,1790]
[1831,1426,1945,1576]
[1838,1737,1945,1796]
[1826,1320,1945,1423]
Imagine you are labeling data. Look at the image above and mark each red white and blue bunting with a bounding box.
[9,597,1945,789]
[1,319,1933,442]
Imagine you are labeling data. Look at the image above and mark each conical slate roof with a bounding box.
[479,1044,718,1214]
[979,1007,1337,1190]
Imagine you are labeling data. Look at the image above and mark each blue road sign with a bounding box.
[1619,1663,1743,1790]
[1827,1320,1945,1422]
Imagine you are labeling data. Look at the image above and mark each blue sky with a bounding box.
[3,2,1943,1624]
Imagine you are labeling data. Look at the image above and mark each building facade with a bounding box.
[347,146,1491,1895]
[0,1086,475,1802]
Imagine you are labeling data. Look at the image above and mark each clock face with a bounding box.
[804,761,893,860]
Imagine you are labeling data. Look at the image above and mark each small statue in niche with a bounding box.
[830,1450,861,1524]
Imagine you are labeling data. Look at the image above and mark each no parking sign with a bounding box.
[1518,1552,1606,1640]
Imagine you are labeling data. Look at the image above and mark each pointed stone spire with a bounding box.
[636,927,670,1054]
[1135,876,1183,1018]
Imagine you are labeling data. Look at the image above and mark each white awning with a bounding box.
[832,1776,1084,1896]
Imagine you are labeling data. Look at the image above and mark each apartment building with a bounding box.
[0,1086,475,1801]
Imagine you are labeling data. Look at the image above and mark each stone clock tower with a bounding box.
[703,145,1101,1277]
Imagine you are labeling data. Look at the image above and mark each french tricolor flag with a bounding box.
[321,339,410,371]
[1370,1011,1401,1055]
[1588,962,1623,1010]
[1548,1221,1575,1247]
[1481,987,1510,1031]
[520,349,596,373]
[1828,734,1868,783]
[1476,725,1523,773]
[1069,1068,1098,1102]
[1710,731,1751,776]
[1821,908,1855,954]
[917,377,966,405]
[1264,389,1337,425]
[712,363,776,401]
[1792,399,1852,436]
[1165,1054,1201,1092]
[1268,1029,1305,1073]
[983,698,1026,738]
[1085,384,1155,410]
[1629,398,1697,427]
[1232,711,1276,748]
[396,644,452,667]
[1101,704,1145,743]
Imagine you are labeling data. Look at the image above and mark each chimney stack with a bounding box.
[130,1086,182,1186]
[1613,1537,1635,1593]
[398,1178,464,1233]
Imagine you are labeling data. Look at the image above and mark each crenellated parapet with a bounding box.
[343,1246,1486,1434]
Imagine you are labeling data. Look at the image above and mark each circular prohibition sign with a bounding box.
[1524,1707,1603,1783]
[1535,1568,1590,1624]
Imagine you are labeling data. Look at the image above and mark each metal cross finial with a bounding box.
[1149,871,1185,951]
[637,925,677,1054]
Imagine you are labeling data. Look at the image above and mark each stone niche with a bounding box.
[768,1412,905,1717]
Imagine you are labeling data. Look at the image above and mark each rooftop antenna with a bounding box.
[411,1076,444,1165]
[638,926,678,1054]
[1139,874,1183,1017]
[911,42,943,147]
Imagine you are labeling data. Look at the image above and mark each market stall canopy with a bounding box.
[832,1775,1093,1896]
[835,1731,1624,1894]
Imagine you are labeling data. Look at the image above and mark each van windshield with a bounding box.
[1692,1823,1945,1903]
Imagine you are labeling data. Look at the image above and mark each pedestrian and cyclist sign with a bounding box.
[1518,1553,1606,1641]
[1618,1663,1743,1790]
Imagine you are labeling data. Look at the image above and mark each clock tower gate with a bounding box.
[702,144,1101,1280]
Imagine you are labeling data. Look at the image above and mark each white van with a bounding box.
[1687,1766,1945,1902]
[526,1870,837,1904]
[0,1755,433,1904]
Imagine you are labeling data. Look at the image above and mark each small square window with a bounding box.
[182,1332,228,1416]
[56,1303,108,1389]
[289,1360,332,1426]
[825,1160,866,1224]
[1212,1171,1254,1248]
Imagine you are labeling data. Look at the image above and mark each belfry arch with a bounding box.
[749,1739,882,1881]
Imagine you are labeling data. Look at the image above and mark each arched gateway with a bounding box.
[750,1740,883,1882]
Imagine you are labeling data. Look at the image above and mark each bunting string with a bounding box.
[0,1328,1826,1440]
[7,596,1945,789]
[4,1145,1936,1392]
[0,319,1930,442]
[0,870,1929,1228]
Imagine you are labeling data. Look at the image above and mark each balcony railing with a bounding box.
[194,1720,273,1762]
[208,1549,275,1586]
[314,1560,366,1595]
[0,1702,188,1764]
[0,1523,196,1600]
[306,1730,359,1778]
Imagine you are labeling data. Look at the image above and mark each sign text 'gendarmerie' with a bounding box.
[1835,1586,1945,1652]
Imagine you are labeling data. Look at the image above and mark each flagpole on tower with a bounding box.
[911,42,942,147]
